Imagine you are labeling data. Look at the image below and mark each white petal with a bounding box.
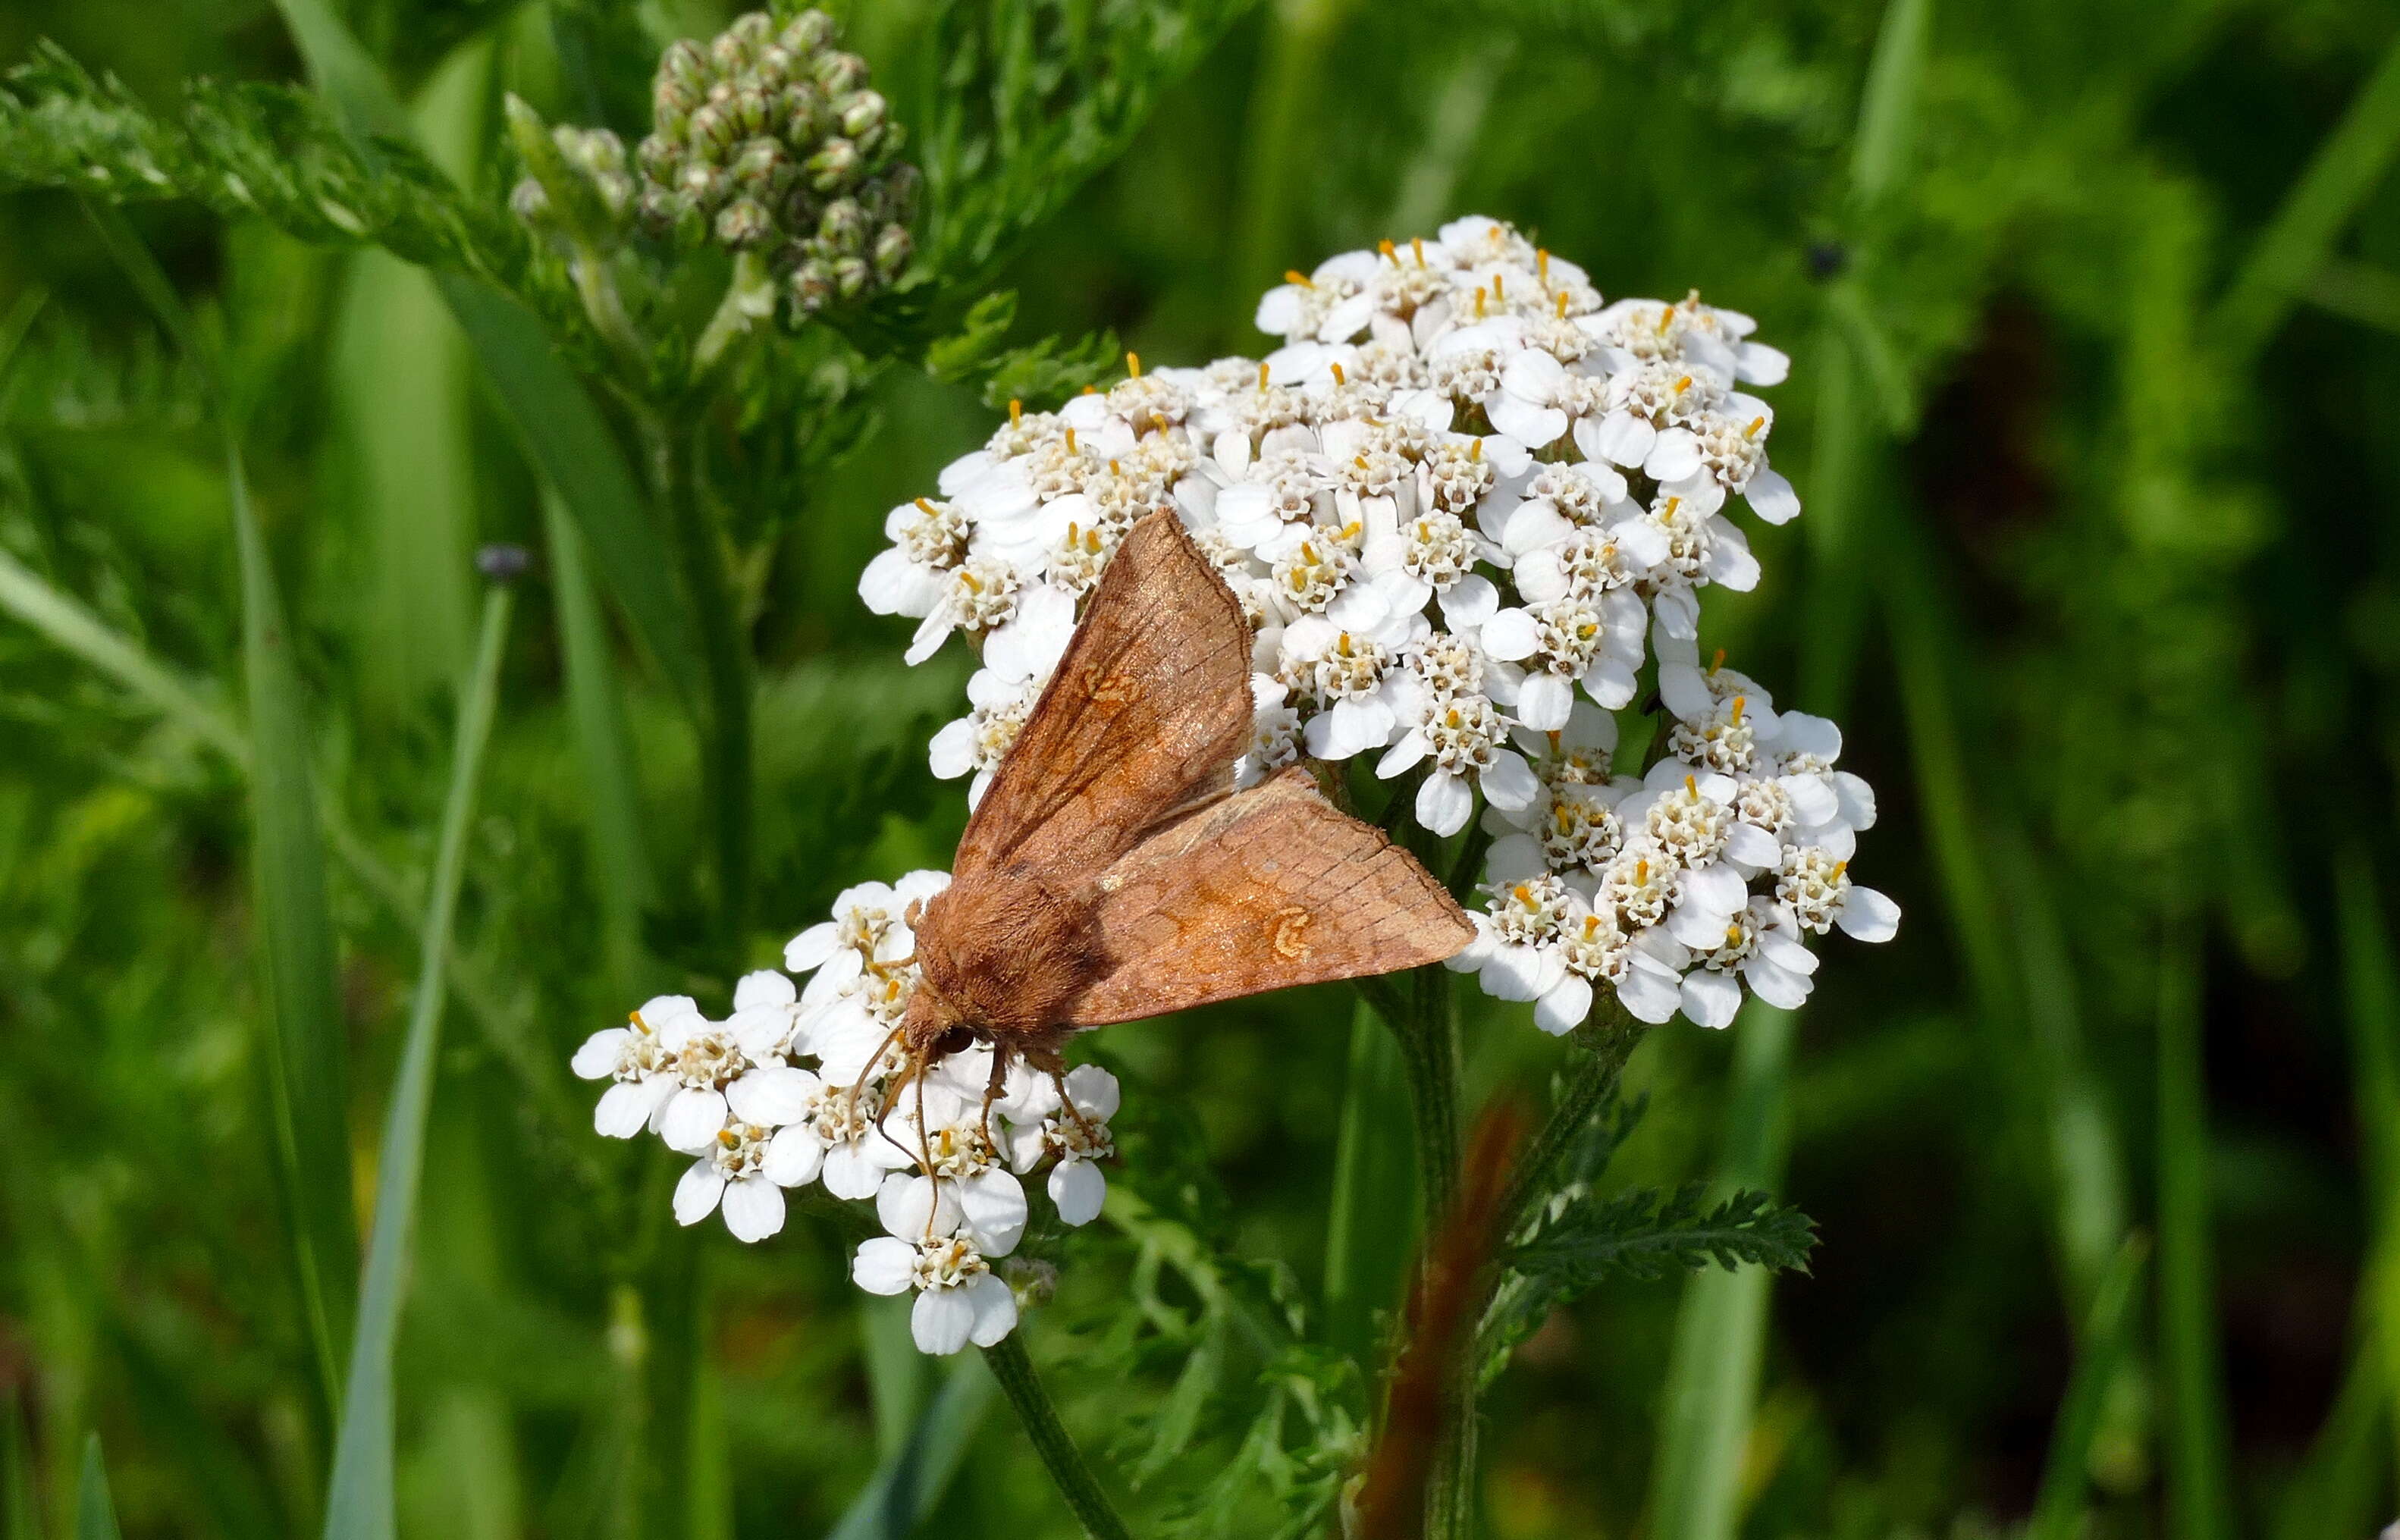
[1533,974,1593,1035]
[1515,673,1573,730]
[964,1273,1020,1347]
[1644,428,1702,483]
[928,717,978,779]
[1479,608,1540,663]
[783,923,840,974]
[1438,575,1500,629]
[1064,1065,1121,1121]
[859,549,943,618]
[852,1236,918,1296]
[1379,729,1432,780]
[1680,969,1743,1029]
[764,1125,826,1187]
[1744,467,1801,524]
[1592,412,1655,469]
[1837,886,1902,943]
[1049,1159,1107,1226]
[960,1169,1029,1256]
[673,1161,725,1227]
[660,1088,729,1155]
[1724,823,1784,871]
[1743,954,1813,1011]
[912,1286,977,1356]
[571,1029,627,1081]
[1736,342,1790,385]
[727,1065,817,1127]
[1617,964,1683,1024]
[595,1077,670,1139]
[1486,393,1567,448]
[823,1143,889,1201]
[720,1178,786,1243]
[1479,751,1541,813]
[1416,772,1475,836]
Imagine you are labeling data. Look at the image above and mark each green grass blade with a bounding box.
[824,1359,999,1540]
[335,39,488,720]
[1648,1003,1796,1540]
[2336,855,2400,1474]
[322,587,513,1540]
[2270,1337,2387,1540]
[2156,924,2236,1540]
[0,545,247,762]
[863,1297,927,1460]
[74,1438,120,1540]
[2213,28,2400,365]
[2028,1234,2150,1540]
[229,434,362,1420]
[2,1396,38,1540]
[540,488,653,995]
[1323,998,1420,1369]
[1847,0,1932,203]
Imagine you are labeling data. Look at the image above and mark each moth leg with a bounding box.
[1039,1058,1103,1146]
[977,1044,1012,1156]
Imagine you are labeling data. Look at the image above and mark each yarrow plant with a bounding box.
[579,215,1896,1369]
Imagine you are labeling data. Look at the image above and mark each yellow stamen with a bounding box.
[960,572,983,594]
[915,497,936,514]
[1726,923,1742,945]
[1065,427,1078,454]
[1330,362,1346,385]
[1125,350,1141,378]
[1555,291,1570,318]
[1412,237,1426,267]
[1379,238,1397,261]
[1664,496,1682,516]
[1474,287,1488,318]
[1470,439,1483,462]
[1286,268,1314,287]
[1493,273,1504,302]
[1340,519,1362,540]
[1081,384,1098,394]
[1745,415,1767,438]
[1512,883,1533,905]
[1258,362,1271,390]
[1730,695,1746,725]
[1537,249,1550,283]
[1674,374,1692,394]
[1832,861,1849,879]
[1109,458,1121,476]
[1355,454,1370,471]
[1008,398,1022,425]
[1636,858,1650,883]
[1708,648,1725,675]
[1685,774,1698,795]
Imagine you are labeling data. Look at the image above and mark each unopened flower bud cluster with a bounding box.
[635,8,917,317]
[861,215,1898,1037]
[571,872,1118,1355]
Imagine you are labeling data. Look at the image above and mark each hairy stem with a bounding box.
[691,250,776,387]
[645,413,754,948]
[981,1334,1131,1540]
[1495,1009,1641,1240]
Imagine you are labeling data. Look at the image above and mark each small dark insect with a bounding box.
[893,509,1475,1110]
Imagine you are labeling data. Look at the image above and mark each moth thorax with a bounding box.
[912,865,1106,1041]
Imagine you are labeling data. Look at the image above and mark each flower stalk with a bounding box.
[981,1333,1132,1540]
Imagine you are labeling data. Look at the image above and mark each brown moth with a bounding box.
[897,507,1475,1093]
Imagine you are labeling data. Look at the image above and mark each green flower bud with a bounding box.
[837,89,886,140]
[730,138,788,197]
[687,102,736,156]
[813,51,866,95]
[660,39,708,93]
[802,136,858,193]
[817,197,865,251]
[509,177,551,227]
[831,256,871,299]
[871,223,912,281]
[780,10,836,54]
[715,197,773,248]
[789,259,835,315]
[638,133,678,183]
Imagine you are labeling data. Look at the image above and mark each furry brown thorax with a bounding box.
[901,866,1105,1065]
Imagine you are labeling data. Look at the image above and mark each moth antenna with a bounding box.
[914,1066,943,1240]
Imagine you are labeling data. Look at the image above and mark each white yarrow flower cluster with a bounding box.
[864,216,1896,1037]
[571,871,1122,1354]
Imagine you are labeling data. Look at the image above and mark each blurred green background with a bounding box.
[4,0,2400,1535]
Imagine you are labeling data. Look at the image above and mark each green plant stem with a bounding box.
[1493,1012,1640,1241]
[2156,922,2235,1540]
[645,413,755,947]
[980,1334,1131,1540]
[690,251,775,387]
[1367,967,1474,1538]
[322,585,511,1540]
